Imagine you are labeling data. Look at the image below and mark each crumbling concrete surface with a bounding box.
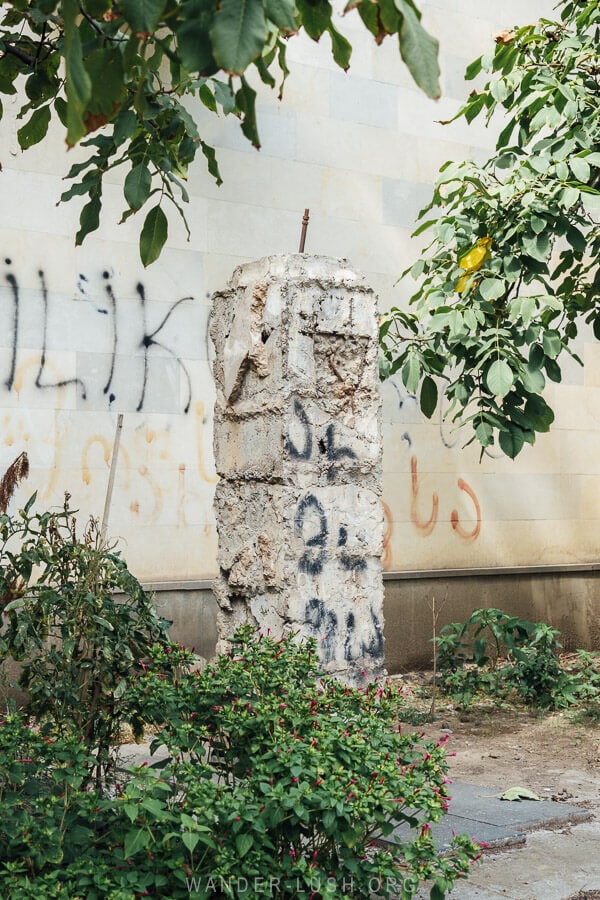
[210,254,384,680]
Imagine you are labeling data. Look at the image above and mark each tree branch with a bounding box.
[2,41,36,67]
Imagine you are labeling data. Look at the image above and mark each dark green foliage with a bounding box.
[0,0,440,264]
[380,0,600,456]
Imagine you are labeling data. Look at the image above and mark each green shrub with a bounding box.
[0,628,482,899]
[129,625,481,898]
[435,608,600,709]
[0,494,171,786]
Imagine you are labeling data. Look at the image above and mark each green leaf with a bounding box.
[199,83,218,113]
[430,884,446,900]
[113,108,138,144]
[500,786,541,802]
[75,194,101,245]
[328,24,352,70]
[525,395,554,432]
[529,343,544,369]
[479,278,505,302]
[323,808,336,831]
[529,214,546,235]
[542,330,561,359]
[114,677,128,699]
[210,0,268,74]
[396,0,440,99]
[503,255,521,279]
[124,827,149,858]
[520,363,545,393]
[182,831,200,853]
[420,375,438,418]
[177,4,216,75]
[522,232,551,263]
[297,0,331,40]
[486,359,513,398]
[213,79,237,114]
[124,164,152,210]
[84,48,125,118]
[140,205,168,267]
[17,105,51,150]
[499,427,525,459]
[475,420,493,447]
[235,833,253,858]
[402,355,421,394]
[544,357,561,382]
[63,0,92,146]
[264,0,298,31]
[120,0,166,33]
[236,77,260,147]
[201,139,223,185]
[582,192,600,212]
[464,55,482,81]
[569,156,590,183]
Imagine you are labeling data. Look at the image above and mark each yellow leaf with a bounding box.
[456,237,491,292]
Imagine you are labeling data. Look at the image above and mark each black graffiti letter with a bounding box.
[305,598,338,664]
[295,493,328,576]
[35,271,86,399]
[102,270,118,403]
[362,607,384,659]
[344,611,356,661]
[4,259,18,391]
[136,283,193,414]
[337,525,367,572]
[323,424,356,483]
[285,398,313,460]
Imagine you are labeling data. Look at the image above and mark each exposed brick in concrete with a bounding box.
[210,254,384,680]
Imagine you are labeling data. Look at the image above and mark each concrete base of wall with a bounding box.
[144,565,600,674]
[4,567,599,704]
[383,566,600,672]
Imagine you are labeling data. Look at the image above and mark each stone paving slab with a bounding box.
[382,781,593,851]
[415,819,600,900]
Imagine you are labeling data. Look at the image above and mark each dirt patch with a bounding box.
[394,673,600,804]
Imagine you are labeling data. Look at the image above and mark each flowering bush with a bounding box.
[128,626,481,898]
[0,626,481,898]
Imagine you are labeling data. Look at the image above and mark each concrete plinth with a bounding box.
[210,254,384,680]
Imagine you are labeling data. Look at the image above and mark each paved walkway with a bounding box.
[396,782,600,899]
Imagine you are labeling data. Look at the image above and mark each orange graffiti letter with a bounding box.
[451,478,481,542]
[410,456,438,537]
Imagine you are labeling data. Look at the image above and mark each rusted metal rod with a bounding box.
[298,208,310,253]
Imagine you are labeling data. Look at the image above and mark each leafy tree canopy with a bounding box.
[0,0,439,265]
[380,0,600,458]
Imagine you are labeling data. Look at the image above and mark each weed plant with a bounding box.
[435,608,600,710]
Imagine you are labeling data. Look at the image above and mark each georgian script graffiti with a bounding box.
[287,398,382,662]
[1,260,195,413]
[410,455,481,543]
[285,397,358,483]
